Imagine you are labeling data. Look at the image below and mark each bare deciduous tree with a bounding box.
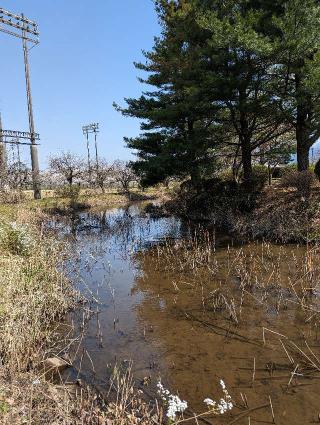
[7,161,31,190]
[94,159,113,193]
[112,160,136,194]
[49,152,85,186]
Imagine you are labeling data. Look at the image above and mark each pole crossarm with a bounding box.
[0,8,37,26]
[1,140,39,146]
[0,24,39,44]
[82,123,99,134]
[0,8,39,43]
[0,129,40,140]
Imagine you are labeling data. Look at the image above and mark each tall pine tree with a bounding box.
[272,0,320,170]
[117,0,320,188]
[115,0,224,186]
[198,0,291,185]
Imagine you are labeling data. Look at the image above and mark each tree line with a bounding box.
[0,153,137,194]
[116,0,320,189]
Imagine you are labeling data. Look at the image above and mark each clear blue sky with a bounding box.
[0,0,160,168]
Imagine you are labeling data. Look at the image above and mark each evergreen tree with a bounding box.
[115,0,225,186]
[271,0,320,171]
[198,0,292,186]
[117,0,318,188]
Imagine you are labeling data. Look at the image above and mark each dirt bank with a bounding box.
[164,183,320,243]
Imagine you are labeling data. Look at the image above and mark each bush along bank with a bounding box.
[164,169,320,244]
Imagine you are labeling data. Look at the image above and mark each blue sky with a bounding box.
[0,1,160,168]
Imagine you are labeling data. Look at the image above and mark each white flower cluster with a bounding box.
[203,379,233,415]
[157,381,188,421]
[0,222,34,256]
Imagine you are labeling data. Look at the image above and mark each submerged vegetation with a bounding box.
[135,227,320,423]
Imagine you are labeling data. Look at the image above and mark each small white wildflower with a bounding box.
[32,379,41,386]
[204,398,216,407]
[204,379,233,416]
[157,380,188,421]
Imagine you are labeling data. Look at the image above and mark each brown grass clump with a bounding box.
[0,208,80,423]
[0,369,105,424]
[0,189,26,205]
[0,212,75,370]
[0,365,163,425]
[151,233,320,320]
[280,169,316,197]
[154,230,216,274]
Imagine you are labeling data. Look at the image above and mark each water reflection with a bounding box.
[58,205,187,385]
[56,204,320,425]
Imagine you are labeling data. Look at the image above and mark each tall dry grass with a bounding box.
[0,210,75,370]
[0,208,81,423]
[150,234,320,320]
[0,208,164,424]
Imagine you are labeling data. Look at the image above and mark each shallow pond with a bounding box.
[53,203,320,424]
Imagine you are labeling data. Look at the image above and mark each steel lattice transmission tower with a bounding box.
[0,7,41,199]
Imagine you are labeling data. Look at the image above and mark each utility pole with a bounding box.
[94,128,99,172]
[85,130,92,185]
[0,113,7,188]
[21,14,41,199]
[82,123,100,187]
[0,7,41,199]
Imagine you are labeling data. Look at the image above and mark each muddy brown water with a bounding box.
[53,204,320,424]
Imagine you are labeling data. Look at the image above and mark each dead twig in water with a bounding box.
[185,312,262,347]
[252,357,256,387]
[287,363,299,390]
[279,339,295,365]
[226,403,269,425]
[269,396,275,423]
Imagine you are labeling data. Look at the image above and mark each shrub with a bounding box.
[314,159,320,181]
[55,184,80,200]
[0,222,34,256]
[280,170,315,197]
[236,165,269,191]
[0,190,26,204]
[251,165,269,191]
[271,167,282,179]
[273,163,296,179]
[219,165,270,189]
[218,168,236,183]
